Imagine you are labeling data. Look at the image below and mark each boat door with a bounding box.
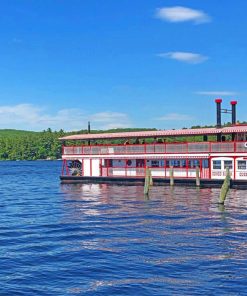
[235,157,247,180]
[211,157,234,179]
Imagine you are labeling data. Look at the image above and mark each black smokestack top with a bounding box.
[215,98,222,128]
[230,101,237,125]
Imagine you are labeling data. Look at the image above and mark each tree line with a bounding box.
[0,129,64,160]
[0,128,156,160]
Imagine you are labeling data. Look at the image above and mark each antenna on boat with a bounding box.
[88,121,91,145]
[231,101,237,140]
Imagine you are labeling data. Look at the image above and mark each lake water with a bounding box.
[0,161,247,295]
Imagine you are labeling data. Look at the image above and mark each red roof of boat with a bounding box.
[59,125,247,141]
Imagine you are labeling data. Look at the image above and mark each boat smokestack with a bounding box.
[215,98,222,142]
[215,98,222,128]
[230,101,237,125]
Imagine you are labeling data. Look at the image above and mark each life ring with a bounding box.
[244,142,247,148]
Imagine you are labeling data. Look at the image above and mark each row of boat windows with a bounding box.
[106,159,209,168]
[212,160,247,170]
[105,159,247,170]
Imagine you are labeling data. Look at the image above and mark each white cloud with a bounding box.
[158,52,208,64]
[0,104,132,131]
[155,113,193,121]
[89,112,131,129]
[195,91,238,96]
[155,6,211,24]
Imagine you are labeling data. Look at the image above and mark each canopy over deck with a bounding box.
[59,125,247,141]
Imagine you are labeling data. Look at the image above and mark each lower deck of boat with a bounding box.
[60,176,247,189]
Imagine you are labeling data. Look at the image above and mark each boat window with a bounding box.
[224,160,233,170]
[151,160,159,167]
[173,160,178,167]
[148,160,164,167]
[112,160,125,167]
[189,160,200,168]
[202,159,209,168]
[165,159,186,168]
[165,160,175,168]
[127,159,135,167]
[136,159,145,167]
[238,160,246,170]
[213,160,221,170]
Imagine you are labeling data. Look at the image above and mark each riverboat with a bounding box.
[60,100,247,188]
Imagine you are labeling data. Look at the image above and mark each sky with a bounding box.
[0,0,247,131]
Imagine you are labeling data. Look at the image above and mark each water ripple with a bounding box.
[0,161,247,295]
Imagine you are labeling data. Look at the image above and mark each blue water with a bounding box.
[0,161,247,295]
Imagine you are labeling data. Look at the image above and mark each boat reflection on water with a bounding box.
[60,183,245,224]
[59,183,247,293]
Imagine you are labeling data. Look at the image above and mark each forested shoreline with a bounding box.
[0,128,156,160]
[0,129,64,160]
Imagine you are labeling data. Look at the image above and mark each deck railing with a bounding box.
[62,141,247,155]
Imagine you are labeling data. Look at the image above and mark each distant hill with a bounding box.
[0,129,38,137]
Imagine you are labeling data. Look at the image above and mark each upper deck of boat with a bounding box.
[60,125,247,157]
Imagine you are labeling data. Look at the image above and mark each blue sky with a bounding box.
[0,0,246,131]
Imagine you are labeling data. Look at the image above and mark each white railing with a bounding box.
[63,141,247,155]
